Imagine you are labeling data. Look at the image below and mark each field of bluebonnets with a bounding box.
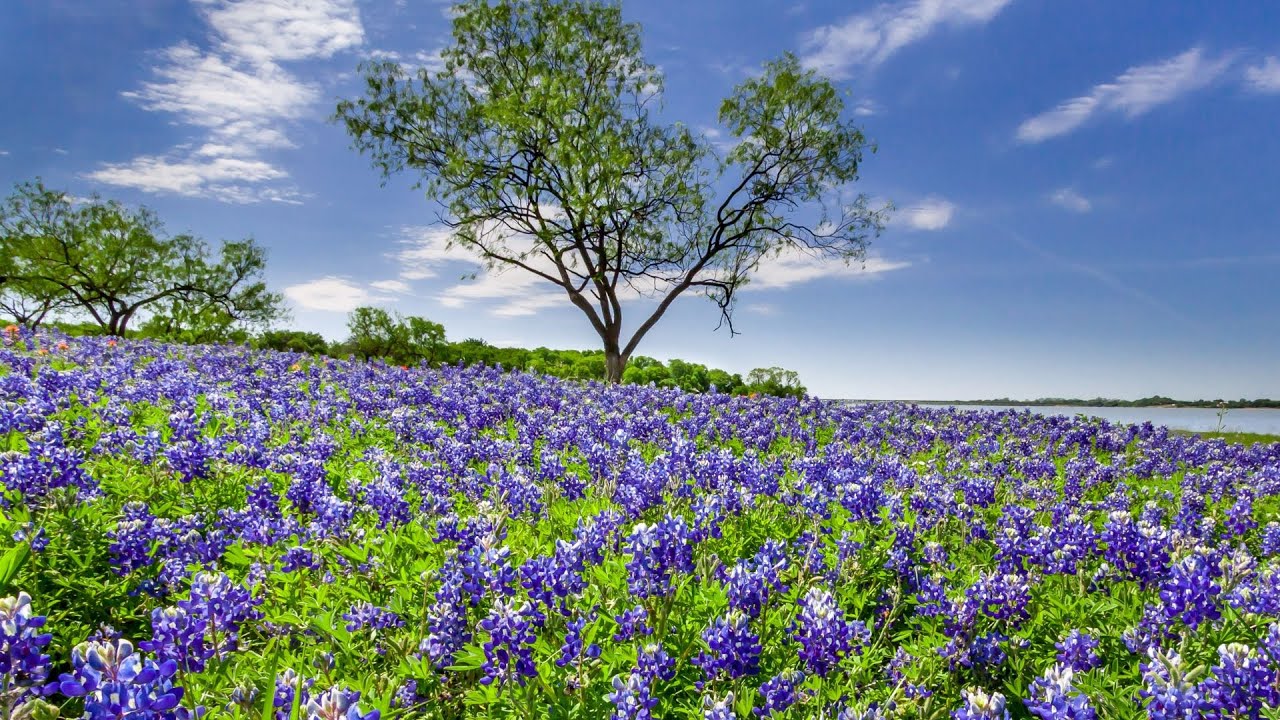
[3,327,1280,720]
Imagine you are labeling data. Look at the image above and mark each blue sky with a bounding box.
[3,0,1278,400]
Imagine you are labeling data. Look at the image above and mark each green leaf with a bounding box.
[0,542,31,595]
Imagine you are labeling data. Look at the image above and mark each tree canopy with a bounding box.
[335,0,886,381]
[0,180,287,337]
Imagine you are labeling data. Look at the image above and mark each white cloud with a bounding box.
[745,303,779,316]
[195,0,363,64]
[1245,56,1280,93]
[285,276,391,312]
[395,226,482,280]
[53,148,69,155]
[394,225,567,316]
[122,43,317,150]
[1047,187,1091,213]
[370,279,411,293]
[89,0,364,202]
[88,155,300,203]
[800,0,1013,78]
[0,150,8,156]
[1092,155,1114,170]
[1016,47,1233,143]
[395,218,908,316]
[748,248,910,289]
[899,197,955,230]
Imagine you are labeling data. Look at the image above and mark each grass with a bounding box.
[1171,428,1280,445]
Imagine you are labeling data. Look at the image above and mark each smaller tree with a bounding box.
[258,330,329,355]
[345,306,402,361]
[344,307,451,366]
[0,180,286,335]
[401,316,448,365]
[745,366,807,398]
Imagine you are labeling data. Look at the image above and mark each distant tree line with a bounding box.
[293,306,806,397]
[940,396,1280,410]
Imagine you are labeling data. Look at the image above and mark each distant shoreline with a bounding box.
[835,398,1280,409]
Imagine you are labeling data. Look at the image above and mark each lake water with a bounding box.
[918,404,1280,435]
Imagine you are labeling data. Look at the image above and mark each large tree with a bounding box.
[336,0,886,382]
[0,180,287,336]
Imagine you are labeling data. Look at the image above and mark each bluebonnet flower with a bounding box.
[477,599,539,687]
[914,574,949,617]
[1055,630,1101,672]
[887,647,931,699]
[227,684,259,716]
[636,642,674,682]
[273,668,313,719]
[1198,642,1278,718]
[694,611,762,681]
[1260,522,1280,556]
[613,605,652,642]
[423,555,472,669]
[835,704,885,720]
[1023,664,1096,720]
[1140,649,1207,719]
[965,573,1032,625]
[0,592,53,702]
[303,686,379,720]
[969,632,1011,669]
[141,571,261,672]
[57,638,194,720]
[11,524,47,553]
[703,693,736,720]
[342,603,403,633]
[793,587,868,677]
[624,516,695,599]
[1122,603,1179,655]
[556,612,601,668]
[754,670,803,717]
[1100,512,1170,588]
[392,679,421,709]
[606,672,657,720]
[1158,552,1221,630]
[952,688,1010,720]
[280,546,321,573]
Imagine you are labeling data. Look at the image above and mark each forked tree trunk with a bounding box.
[604,345,628,383]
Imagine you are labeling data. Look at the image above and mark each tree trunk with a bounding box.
[604,345,628,383]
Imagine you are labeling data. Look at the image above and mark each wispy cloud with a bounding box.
[1047,187,1091,213]
[285,276,393,312]
[745,303,779,316]
[87,0,364,203]
[1245,56,1280,93]
[1016,47,1234,143]
[748,249,909,289]
[800,0,1013,78]
[395,223,908,316]
[395,226,565,317]
[997,225,1198,329]
[898,197,956,230]
[370,279,411,293]
[0,150,8,157]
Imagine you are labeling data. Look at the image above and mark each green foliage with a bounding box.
[335,0,886,380]
[256,329,330,355]
[333,307,777,395]
[339,306,449,367]
[0,179,288,337]
[744,366,807,398]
